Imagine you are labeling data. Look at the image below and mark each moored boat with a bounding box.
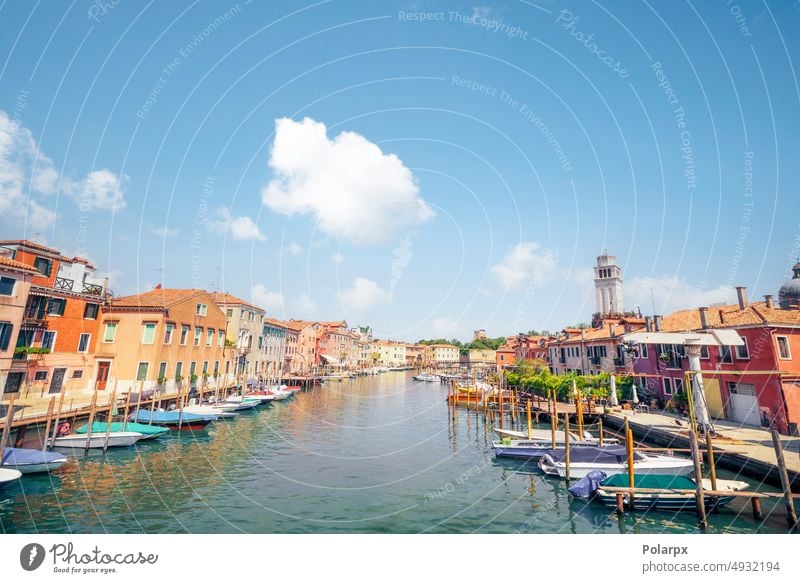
[2,447,68,474]
[75,421,169,440]
[538,446,694,479]
[129,409,217,429]
[492,440,622,460]
[413,373,440,382]
[50,432,145,449]
[493,426,619,445]
[0,467,22,487]
[182,404,238,419]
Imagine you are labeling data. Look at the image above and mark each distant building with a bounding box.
[473,329,487,340]
[430,343,459,366]
[209,292,266,381]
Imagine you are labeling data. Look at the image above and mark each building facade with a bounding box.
[209,292,266,382]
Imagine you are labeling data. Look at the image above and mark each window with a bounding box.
[180,325,189,345]
[157,361,168,379]
[214,361,219,375]
[72,370,83,378]
[0,322,12,351]
[736,338,750,360]
[194,327,202,346]
[136,362,149,381]
[164,323,175,344]
[777,336,791,360]
[4,372,23,394]
[673,377,684,394]
[0,276,16,296]
[196,303,207,316]
[217,330,224,347]
[720,345,733,364]
[663,377,673,395]
[175,361,183,378]
[42,330,57,350]
[34,370,48,381]
[33,256,52,276]
[206,328,213,347]
[700,346,710,359]
[226,309,233,318]
[47,298,66,316]
[141,322,157,344]
[202,361,209,374]
[83,303,99,319]
[189,361,197,376]
[225,361,230,374]
[103,322,117,342]
[78,333,91,353]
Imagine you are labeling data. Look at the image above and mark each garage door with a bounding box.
[729,383,760,426]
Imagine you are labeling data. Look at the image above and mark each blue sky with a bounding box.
[1,0,799,341]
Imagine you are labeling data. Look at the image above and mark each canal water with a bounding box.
[0,372,791,533]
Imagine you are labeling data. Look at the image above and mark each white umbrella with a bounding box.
[631,379,640,405]
[609,375,619,407]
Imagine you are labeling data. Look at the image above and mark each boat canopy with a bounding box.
[601,474,696,490]
[546,445,644,464]
[320,354,342,365]
[2,447,66,465]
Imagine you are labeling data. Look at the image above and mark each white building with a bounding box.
[594,253,624,315]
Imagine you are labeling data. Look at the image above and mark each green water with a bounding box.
[0,372,791,533]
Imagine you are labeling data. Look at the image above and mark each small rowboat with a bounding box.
[0,467,22,487]
[76,421,169,440]
[570,472,750,512]
[50,432,145,449]
[182,404,238,419]
[2,447,68,474]
[539,446,694,479]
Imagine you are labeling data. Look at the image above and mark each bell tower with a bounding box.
[594,253,624,315]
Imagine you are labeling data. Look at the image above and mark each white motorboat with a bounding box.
[183,404,238,419]
[242,393,277,403]
[413,373,440,382]
[217,397,260,411]
[538,446,694,479]
[0,467,22,487]
[49,432,145,449]
[493,426,619,445]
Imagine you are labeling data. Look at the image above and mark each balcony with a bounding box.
[82,282,103,296]
[54,277,74,291]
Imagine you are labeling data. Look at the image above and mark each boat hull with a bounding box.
[539,458,695,479]
[50,432,144,449]
[0,468,22,487]
[595,490,735,511]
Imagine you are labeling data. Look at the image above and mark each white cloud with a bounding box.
[490,242,558,291]
[153,226,178,237]
[262,117,434,245]
[0,110,126,230]
[626,276,737,315]
[281,242,303,256]
[207,207,266,241]
[331,252,345,264]
[293,293,317,317]
[339,277,393,311]
[431,317,460,336]
[251,284,285,311]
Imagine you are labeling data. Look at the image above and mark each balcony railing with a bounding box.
[82,282,103,296]
[54,277,74,291]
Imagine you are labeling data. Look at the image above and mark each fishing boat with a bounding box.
[50,432,145,449]
[413,373,440,382]
[128,409,217,429]
[182,404,238,419]
[0,467,22,487]
[75,421,169,440]
[569,472,750,512]
[493,426,619,445]
[2,447,68,474]
[538,446,694,479]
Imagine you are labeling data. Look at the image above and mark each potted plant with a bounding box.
[157,375,167,386]
[189,373,198,386]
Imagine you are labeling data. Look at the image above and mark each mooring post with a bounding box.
[689,430,708,529]
[771,430,798,529]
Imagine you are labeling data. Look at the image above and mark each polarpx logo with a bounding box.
[19,543,46,571]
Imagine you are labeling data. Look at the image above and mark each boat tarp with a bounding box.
[601,474,696,490]
[568,470,608,498]
[546,445,644,464]
[2,447,66,465]
[129,410,213,423]
[75,422,169,436]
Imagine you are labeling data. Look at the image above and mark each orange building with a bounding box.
[98,287,233,394]
[0,253,37,397]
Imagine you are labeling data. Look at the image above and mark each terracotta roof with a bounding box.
[208,291,264,313]
[429,343,458,348]
[285,319,315,332]
[109,288,206,309]
[263,317,288,329]
[0,239,62,256]
[659,301,800,331]
[0,256,39,273]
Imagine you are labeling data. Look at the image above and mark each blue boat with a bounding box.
[129,409,216,430]
[2,447,68,474]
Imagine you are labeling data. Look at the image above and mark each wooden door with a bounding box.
[95,361,110,390]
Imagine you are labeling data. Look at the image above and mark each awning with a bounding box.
[321,354,342,365]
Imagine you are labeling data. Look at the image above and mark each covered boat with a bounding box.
[538,446,694,479]
[50,432,145,449]
[2,447,68,474]
[492,440,620,460]
[493,426,619,445]
[75,421,169,440]
[129,409,216,429]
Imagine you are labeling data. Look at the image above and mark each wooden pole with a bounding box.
[121,387,131,432]
[771,430,798,528]
[0,395,17,458]
[615,492,624,515]
[148,383,156,425]
[574,381,584,439]
[526,400,532,440]
[177,383,185,430]
[689,430,708,528]
[705,431,719,513]
[564,413,571,481]
[626,425,635,510]
[499,385,504,428]
[84,389,99,452]
[49,390,66,449]
[41,396,56,453]
[102,385,117,452]
[598,418,604,447]
[550,389,557,448]
[751,497,763,520]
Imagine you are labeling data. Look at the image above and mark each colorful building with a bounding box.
[0,251,37,398]
[209,292,266,382]
[429,343,459,366]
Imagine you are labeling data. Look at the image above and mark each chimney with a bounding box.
[644,316,652,332]
[736,286,748,310]
[608,323,615,338]
[699,307,709,329]
[764,294,774,309]
[654,315,662,331]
